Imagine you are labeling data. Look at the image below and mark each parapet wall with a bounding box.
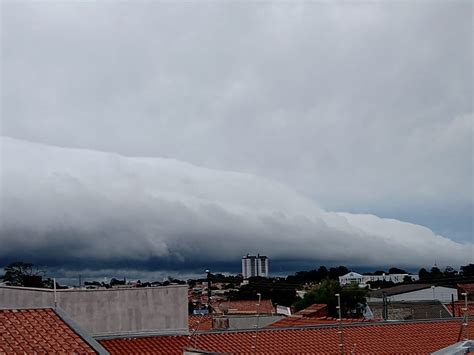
[0,285,188,337]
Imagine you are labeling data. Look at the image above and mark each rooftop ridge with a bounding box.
[98,317,470,340]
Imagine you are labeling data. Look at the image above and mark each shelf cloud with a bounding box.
[1,137,471,270]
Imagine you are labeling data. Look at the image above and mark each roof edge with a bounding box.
[94,328,190,340]
[54,306,110,355]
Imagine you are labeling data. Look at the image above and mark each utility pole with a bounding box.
[53,278,57,309]
[461,292,469,341]
[382,292,388,320]
[252,293,262,354]
[451,294,455,317]
[336,293,345,355]
[206,270,212,314]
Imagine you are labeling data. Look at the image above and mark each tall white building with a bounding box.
[242,254,269,279]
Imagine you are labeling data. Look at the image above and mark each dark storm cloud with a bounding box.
[1,137,471,269]
[0,1,472,269]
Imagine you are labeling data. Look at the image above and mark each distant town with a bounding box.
[1,254,473,353]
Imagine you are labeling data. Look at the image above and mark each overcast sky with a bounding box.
[1,1,472,272]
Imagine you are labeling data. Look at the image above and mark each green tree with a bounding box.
[430,266,443,280]
[293,279,341,316]
[403,275,414,284]
[110,278,126,286]
[340,285,367,318]
[1,262,44,287]
[460,264,474,277]
[419,268,430,281]
[229,277,297,307]
[293,280,367,318]
[444,266,457,277]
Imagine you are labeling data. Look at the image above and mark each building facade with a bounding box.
[242,254,269,279]
[367,284,458,303]
[0,284,188,337]
[339,272,419,287]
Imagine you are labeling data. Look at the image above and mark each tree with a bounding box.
[1,262,44,287]
[318,266,329,280]
[460,264,474,277]
[403,275,414,284]
[229,277,297,307]
[430,267,443,280]
[110,278,126,286]
[389,267,408,274]
[328,266,350,280]
[293,279,367,318]
[444,266,457,277]
[419,268,430,281]
[341,285,367,318]
[293,279,341,314]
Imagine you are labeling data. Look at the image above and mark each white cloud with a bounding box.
[1,137,471,268]
[1,1,471,218]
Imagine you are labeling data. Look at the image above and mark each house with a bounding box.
[339,272,419,287]
[0,284,188,337]
[212,299,274,315]
[188,314,214,332]
[189,306,282,332]
[0,308,108,354]
[445,300,474,317]
[294,303,328,317]
[100,318,470,354]
[362,273,419,284]
[339,272,364,286]
[457,283,474,301]
[367,284,458,303]
[367,301,452,320]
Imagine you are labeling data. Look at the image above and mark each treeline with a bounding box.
[286,265,350,284]
[0,261,63,289]
[418,264,474,285]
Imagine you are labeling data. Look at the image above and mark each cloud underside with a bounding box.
[0,137,471,269]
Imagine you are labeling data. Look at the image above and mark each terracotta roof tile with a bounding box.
[0,308,97,354]
[213,300,274,315]
[295,303,328,317]
[458,283,474,294]
[267,315,370,328]
[188,314,213,331]
[101,319,468,354]
[445,301,474,317]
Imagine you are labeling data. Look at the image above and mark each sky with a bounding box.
[0,1,472,276]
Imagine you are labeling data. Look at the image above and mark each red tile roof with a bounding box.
[101,319,469,354]
[267,315,368,328]
[458,283,474,294]
[445,301,474,317]
[0,308,97,354]
[295,303,328,317]
[189,314,213,331]
[213,300,274,315]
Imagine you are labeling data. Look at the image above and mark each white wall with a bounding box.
[0,285,188,337]
[362,274,419,284]
[368,286,458,303]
